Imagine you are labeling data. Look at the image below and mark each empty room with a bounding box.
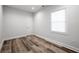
[0,5,79,53]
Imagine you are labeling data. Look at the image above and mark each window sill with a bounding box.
[51,31,68,36]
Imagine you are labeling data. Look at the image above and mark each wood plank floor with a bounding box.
[0,35,77,53]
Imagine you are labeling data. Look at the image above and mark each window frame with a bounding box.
[50,8,67,35]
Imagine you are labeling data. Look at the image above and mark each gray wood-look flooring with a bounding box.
[0,35,77,53]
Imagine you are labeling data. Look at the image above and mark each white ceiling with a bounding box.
[7,5,48,13]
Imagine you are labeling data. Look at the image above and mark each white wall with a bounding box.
[0,5,2,43]
[3,6,33,40]
[2,5,79,51]
[34,5,79,50]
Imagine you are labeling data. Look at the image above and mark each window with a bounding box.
[51,9,66,33]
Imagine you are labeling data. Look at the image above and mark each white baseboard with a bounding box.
[3,34,28,41]
[3,33,34,41]
[0,40,4,51]
[34,34,79,52]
